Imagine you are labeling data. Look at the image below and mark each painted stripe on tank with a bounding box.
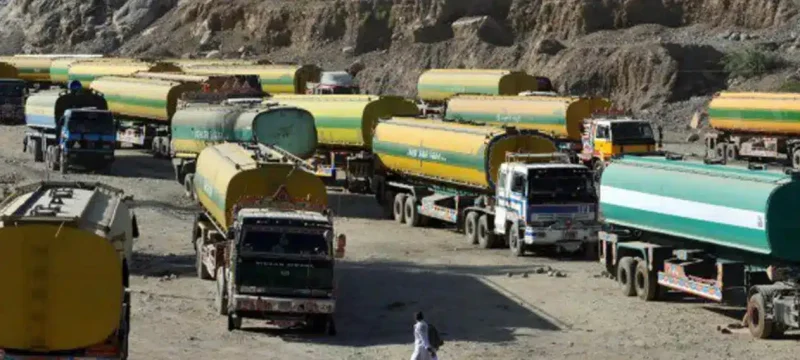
[447,110,566,125]
[600,186,766,230]
[601,203,769,255]
[103,94,168,108]
[708,108,800,122]
[373,140,484,170]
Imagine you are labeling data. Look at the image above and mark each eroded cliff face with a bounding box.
[0,0,797,113]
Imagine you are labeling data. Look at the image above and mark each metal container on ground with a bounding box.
[170,102,317,188]
[445,94,611,142]
[193,142,328,232]
[0,181,136,357]
[597,153,800,339]
[373,117,558,192]
[183,64,322,94]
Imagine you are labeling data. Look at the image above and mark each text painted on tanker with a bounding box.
[407,148,448,162]
[193,129,226,140]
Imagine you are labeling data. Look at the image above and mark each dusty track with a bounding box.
[0,124,797,360]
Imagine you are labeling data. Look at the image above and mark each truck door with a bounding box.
[593,124,611,160]
[494,167,509,234]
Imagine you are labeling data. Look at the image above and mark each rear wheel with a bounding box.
[715,142,726,161]
[184,173,195,199]
[634,259,659,301]
[477,214,495,249]
[746,292,774,339]
[227,314,242,331]
[617,257,637,297]
[465,212,478,245]
[393,193,407,223]
[404,196,421,227]
[216,267,228,315]
[725,144,737,161]
[792,148,800,170]
[195,239,212,280]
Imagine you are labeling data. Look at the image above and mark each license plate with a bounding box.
[564,231,576,238]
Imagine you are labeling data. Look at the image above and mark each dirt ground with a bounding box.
[1,124,798,360]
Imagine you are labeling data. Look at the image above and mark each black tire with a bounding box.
[725,144,737,161]
[326,316,337,336]
[381,190,395,219]
[33,138,43,162]
[746,292,774,339]
[216,267,228,315]
[793,148,800,170]
[634,259,659,301]
[508,223,524,257]
[184,173,195,199]
[195,239,212,280]
[227,314,242,331]
[465,212,478,245]
[617,257,637,297]
[404,196,421,227]
[715,142,726,161]
[477,214,495,249]
[59,151,67,175]
[393,193,407,223]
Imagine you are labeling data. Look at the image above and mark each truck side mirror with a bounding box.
[334,234,346,259]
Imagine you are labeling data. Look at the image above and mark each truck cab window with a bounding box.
[511,174,525,194]
[595,125,610,139]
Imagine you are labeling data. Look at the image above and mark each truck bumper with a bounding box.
[523,226,599,247]
[232,295,335,315]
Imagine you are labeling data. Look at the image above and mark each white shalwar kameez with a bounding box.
[410,320,435,360]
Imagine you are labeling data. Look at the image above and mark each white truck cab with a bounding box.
[493,153,599,256]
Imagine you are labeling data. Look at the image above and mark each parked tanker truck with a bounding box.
[270,94,419,192]
[416,69,555,116]
[181,64,322,94]
[89,73,263,154]
[170,100,318,193]
[598,153,800,339]
[705,92,800,168]
[23,81,117,174]
[372,118,600,256]
[0,180,138,359]
[191,142,346,334]
[445,95,662,183]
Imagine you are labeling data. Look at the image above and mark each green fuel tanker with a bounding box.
[191,142,346,334]
[270,94,419,192]
[598,153,800,339]
[373,118,601,256]
[171,102,317,192]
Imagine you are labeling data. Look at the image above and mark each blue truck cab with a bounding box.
[23,81,115,174]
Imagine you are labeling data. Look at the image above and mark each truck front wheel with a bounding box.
[508,223,524,257]
[617,257,637,297]
[746,292,774,339]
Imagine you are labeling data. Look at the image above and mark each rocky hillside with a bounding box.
[1,0,799,129]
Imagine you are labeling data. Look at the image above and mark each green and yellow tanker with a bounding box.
[706,91,800,168]
[182,64,322,94]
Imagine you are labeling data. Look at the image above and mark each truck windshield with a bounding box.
[67,112,115,134]
[240,229,329,257]
[611,122,654,141]
[528,168,596,203]
[0,81,25,97]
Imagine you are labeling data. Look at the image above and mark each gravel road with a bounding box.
[1,124,797,360]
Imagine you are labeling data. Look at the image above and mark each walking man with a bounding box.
[410,311,437,360]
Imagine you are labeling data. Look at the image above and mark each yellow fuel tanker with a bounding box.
[193,142,328,231]
[708,92,800,134]
[0,56,52,82]
[417,69,551,102]
[90,76,202,122]
[270,94,419,149]
[68,60,181,86]
[373,117,557,190]
[183,64,322,94]
[445,94,612,141]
